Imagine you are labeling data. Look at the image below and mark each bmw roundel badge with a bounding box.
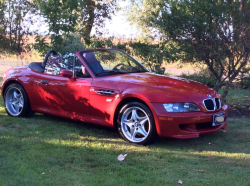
[207,94,212,98]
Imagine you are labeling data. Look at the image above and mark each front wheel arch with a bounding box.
[113,97,152,129]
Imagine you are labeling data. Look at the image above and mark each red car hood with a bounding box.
[94,72,219,102]
[121,73,211,92]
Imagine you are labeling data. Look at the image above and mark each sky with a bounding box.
[103,9,138,38]
[94,1,138,38]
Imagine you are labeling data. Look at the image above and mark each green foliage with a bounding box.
[59,33,85,55]
[127,0,250,103]
[180,69,218,88]
[76,0,118,46]
[35,0,78,51]
[32,35,50,56]
[0,0,36,53]
[35,0,117,48]
[126,42,165,74]
[32,33,85,56]
[88,36,115,49]
[39,0,78,32]
[241,75,250,89]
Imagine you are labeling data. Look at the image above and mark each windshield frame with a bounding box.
[79,49,149,77]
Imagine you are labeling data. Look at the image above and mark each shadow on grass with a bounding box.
[1,110,249,155]
[1,105,250,185]
[0,117,249,186]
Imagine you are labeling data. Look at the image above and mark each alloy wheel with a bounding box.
[5,87,24,116]
[121,106,150,143]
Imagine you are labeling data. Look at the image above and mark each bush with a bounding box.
[241,76,250,89]
[33,33,85,56]
[179,69,217,88]
[33,35,50,56]
[59,34,85,55]
[88,36,114,49]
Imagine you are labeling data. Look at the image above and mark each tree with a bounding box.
[35,0,79,50]
[0,0,6,46]
[0,0,36,52]
[76,0,118,46]
[36,0,118,48]
[127,0,250,103]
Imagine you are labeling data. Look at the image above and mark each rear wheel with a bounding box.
[4,83,33,117]
[117,102,157,145]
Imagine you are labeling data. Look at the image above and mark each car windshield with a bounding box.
[82,49,148,76]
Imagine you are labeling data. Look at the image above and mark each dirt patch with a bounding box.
[228,106,250,118]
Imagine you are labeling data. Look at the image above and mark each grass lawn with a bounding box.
[0,96,250,185]
[221,89,250,107]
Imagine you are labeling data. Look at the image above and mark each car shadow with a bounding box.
[17,113,250,155]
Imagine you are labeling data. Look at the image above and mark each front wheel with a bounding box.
[4,83,33,117]
[117,102,157,145]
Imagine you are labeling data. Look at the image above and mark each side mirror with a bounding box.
[60,69,73,78]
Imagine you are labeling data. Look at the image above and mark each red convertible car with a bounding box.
[0,49,228,145]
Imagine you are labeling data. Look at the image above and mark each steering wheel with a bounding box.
[112,63,126,71]
[42,50,58,67]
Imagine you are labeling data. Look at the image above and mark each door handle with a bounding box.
[40,80,49,84]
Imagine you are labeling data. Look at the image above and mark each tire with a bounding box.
[117,102,157,145]
[4,83,33,117]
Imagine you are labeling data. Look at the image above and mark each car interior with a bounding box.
[28,50,58,73]
[28,50,90,77]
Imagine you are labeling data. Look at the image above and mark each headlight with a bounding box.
[163,103,201,112]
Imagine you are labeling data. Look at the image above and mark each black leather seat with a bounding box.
[28,62,45,73]
[28,50,58,73]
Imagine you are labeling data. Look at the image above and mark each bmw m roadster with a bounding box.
[0,49,228,145]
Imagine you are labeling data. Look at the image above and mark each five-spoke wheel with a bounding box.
[4,83,32,117]
[118,102,157,145]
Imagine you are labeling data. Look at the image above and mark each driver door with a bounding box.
[36,55,92,118]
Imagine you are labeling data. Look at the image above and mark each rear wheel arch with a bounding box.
[3,81,33,117]
[3,80,20,98]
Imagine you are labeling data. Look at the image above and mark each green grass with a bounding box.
[219,89,250,107]
[0,98,250,185]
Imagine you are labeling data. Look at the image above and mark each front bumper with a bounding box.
[151,103,228,139]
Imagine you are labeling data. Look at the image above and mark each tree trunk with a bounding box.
[214,79,222,92]
[8,1,12,50]
[221,82,229,105]
[221,78,233,105]
[82,1,95,46]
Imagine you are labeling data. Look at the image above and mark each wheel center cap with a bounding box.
[135,122,139,127]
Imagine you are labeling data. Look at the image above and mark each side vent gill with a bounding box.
[95,90,115,95]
